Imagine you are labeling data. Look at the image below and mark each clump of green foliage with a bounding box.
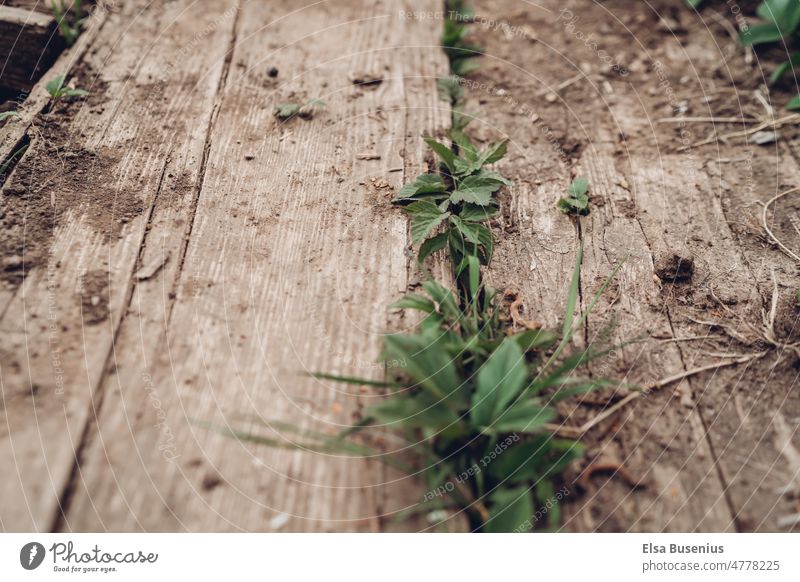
[688,1,800,108]
[392,131,508,270]
[273,99,325,121]
[224,239,618,531]
[46,75,89,101]
[51,0,85,46]
[442,0,482,76]
[557,177,590,216]
[217,0,612,532]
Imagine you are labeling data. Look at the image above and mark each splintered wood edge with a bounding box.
[0,4,108,160]
[0,5,56,27]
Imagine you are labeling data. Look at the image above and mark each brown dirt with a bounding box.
[0,63,141,285]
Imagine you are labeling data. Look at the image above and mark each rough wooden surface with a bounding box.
[0,5,61,95]
[466,0,800,532]
[0,0,449,532]
[1,0,799,533]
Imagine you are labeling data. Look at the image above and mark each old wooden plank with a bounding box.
[465,0,736,531]
[565,147,736,531]
[0,0,238,531]
[62,0,450,531]
[0,6,61,95]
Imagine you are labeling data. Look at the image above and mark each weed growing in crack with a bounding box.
[557,177,591,216]
[218,242,619,531]
[46,75,89,102]
[693,0,800,108]
[213,0,614,532]
[273,99,325,121]
[51,0,86,46]
[442,0,482,76]
[392,132,508,271]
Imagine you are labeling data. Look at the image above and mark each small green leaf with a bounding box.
[0,111,19,122]
[63,88,89,98]
[787,94,800,110]
[424,137,457,173]
[46,75,65,97]
[274,103,302,119]
[393,173,448,202]
[770,52,800,85]
[557,177,590,215]
[479,140,508,165]
[740,21,783,46]
[450,174,505,205]
[417,231,449,263]
[405,200,450,245]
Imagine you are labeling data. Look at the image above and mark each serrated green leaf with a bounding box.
[450,215,481,244]
[479,140,508,165]
[405,200,450,245]
[393,173,448,202]
[417,231,449,263]
[424,137,457,173]
[449,130,478,161]
[450,174,505,205]
[459,203,499,222]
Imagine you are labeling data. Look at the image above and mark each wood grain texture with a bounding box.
[59,0,449,532]
[0,0,239,531]
[462,0,800,532]
[0,5,61,94]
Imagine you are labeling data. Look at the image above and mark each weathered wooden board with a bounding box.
[59,0,450,531]
[463,2,735,531]
[2,0,798,534]
[0,0,239,531]
[0,5,61,95]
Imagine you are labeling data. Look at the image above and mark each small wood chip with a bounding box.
[134,251,170,281]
